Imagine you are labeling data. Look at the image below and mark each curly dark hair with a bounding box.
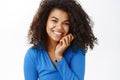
[28,0,97,53]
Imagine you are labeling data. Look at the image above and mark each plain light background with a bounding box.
[0,0,120,80]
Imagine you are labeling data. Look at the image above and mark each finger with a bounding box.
[61,37,68,47]
[59,39,63,45]
[63,37,68,46]
[64,34,73,46]
[68,35,71,43]
[61,34,73,46]
[64,36,71,46]
[66,36,70,46]
[60,38,66,45]
[68,34,74,42]
[70,34,74,41]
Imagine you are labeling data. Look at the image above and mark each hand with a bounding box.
[55,33,74,61]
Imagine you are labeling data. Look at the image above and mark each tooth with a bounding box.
[54,31,62,35]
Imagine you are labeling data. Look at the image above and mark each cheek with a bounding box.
[46,23,51,32]
[46,21,55,29]
[64,26,69,34]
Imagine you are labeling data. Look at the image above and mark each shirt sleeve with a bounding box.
[24,48,38,80]
[55,49,85,80]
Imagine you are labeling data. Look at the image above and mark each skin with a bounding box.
[46,8,74,67]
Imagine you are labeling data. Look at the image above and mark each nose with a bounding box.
[56,22,63,30]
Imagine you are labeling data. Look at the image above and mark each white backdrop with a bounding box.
[0,0,120,80]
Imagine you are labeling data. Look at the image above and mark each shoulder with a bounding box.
[65,45,85,55]
[25,47,38,56]
[25,44,45,57]
[24,44,46,71]
[25,47,38,63]
[64,46,85,62]
[25,44,44,63]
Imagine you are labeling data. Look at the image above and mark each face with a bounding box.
[46,8,70,42]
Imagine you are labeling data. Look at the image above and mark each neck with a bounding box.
[46,39,58,53]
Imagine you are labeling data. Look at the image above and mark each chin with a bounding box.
[52,37,62,42]
[53,38,61,42]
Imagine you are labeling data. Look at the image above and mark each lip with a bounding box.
[53,31,63,36]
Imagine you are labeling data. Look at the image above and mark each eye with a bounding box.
[52,20,57,23]
[64,22,70,26]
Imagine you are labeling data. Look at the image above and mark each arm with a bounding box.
[24,48,38,80]
[55,50,85,80]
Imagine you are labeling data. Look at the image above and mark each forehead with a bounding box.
[48,8,69,20]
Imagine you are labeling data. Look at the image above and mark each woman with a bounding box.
[24,0,97,80]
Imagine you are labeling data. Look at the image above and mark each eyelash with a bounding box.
[64,23,69,25]
[51,20,69,25]
[52,20,57,22]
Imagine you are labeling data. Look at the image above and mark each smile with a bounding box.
[53,31,62,36]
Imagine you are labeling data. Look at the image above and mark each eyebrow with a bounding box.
[51,16,58,20]
[51,16,69,22]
